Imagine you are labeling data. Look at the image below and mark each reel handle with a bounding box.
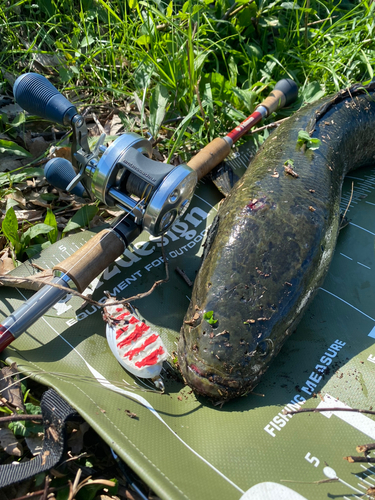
[13,73,78,126]
[44,158,86,197]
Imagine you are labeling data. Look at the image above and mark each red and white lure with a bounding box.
[103,299,168,390]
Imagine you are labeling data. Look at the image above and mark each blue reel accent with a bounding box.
[13,73,77,125]
[44,158,85,197]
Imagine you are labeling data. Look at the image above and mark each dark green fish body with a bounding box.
[178,83,375,401]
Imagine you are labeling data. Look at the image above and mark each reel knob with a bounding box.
[44,158,85,197]
[14,73,78,126]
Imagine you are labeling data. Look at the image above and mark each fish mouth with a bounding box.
[177,334,247,401]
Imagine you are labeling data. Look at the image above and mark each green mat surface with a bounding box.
[1,155,375,500]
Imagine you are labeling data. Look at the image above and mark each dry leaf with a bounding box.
[26,193,52,209]
[89,214,106,229]
[0,236,6,251]
[152,148,164,161]
[0,68,16,86]
[28,136,50,157]
[0,157,27,173]
[5,189,26,208]
[50,468,67,478]
[49,146,72,161]
[57,191,76,202]
[0,363,25,410]
[0,102,24,118]
[20,38,63,71]
[100,207,123,218]
[12,209,45,223]
[41,449,50,465]
[0,255,15,274]
[0,427,23,457]
[109,114,124,136]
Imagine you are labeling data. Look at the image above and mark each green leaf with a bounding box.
[11,112,27,128]
[25,403,42,415]
[25,242,51,259]
[136,34,151,45]
[34,473,46,489]
[40,192,59,201]
[20,223,55,247]
[9,420,27,437]
[11,167,44,184]
[203,82,215,139]
[297,130,321,150]
[167,102,201,162]
[281,2,300,9]
[297,130,310,142]
[245,43,263,59]
[301,82,325,103]
[9,405,43,437]
[80,35,95,48]
[2,207,21,251]
[63,204,98,234]
[203,310,218,325]
[6,197,20,211]
[88,135,119,149]
[0,168,44,188]
[228,56,238,86]
[56,485,70,500]
[44,208,58,244]
[0,139,32,157]
[147,83,169,138]
[133,60,154,91]
[231,88,257,113]
[9,419,43,437]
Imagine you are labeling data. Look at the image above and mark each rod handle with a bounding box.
[53,229,125,293]
[259,78,298,116]
[187,137,232,181]
[13,73,77,125]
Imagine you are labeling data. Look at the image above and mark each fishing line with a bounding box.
[0,369,162,394]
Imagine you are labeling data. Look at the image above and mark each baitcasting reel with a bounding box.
[14,73,197,237]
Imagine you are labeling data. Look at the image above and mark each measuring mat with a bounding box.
[1,147,375,499]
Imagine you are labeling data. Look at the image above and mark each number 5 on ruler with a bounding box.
[305,452,320,467]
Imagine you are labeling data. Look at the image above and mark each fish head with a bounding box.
[177,296,276,400]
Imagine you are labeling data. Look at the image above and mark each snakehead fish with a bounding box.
[178,82,375,401]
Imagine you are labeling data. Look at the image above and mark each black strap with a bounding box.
[0,389,79,487]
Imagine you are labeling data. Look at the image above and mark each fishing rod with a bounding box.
[0,74,298,373]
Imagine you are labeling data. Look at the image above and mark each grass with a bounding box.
[1,0,374,161]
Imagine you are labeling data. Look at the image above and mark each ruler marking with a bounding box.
[357,262,371,269]
[340,253,353,260]
[350,222,375,236]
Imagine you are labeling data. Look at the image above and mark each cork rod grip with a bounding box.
[259,89,286,116]
[53,229,125,293]
[187,137,232,181]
